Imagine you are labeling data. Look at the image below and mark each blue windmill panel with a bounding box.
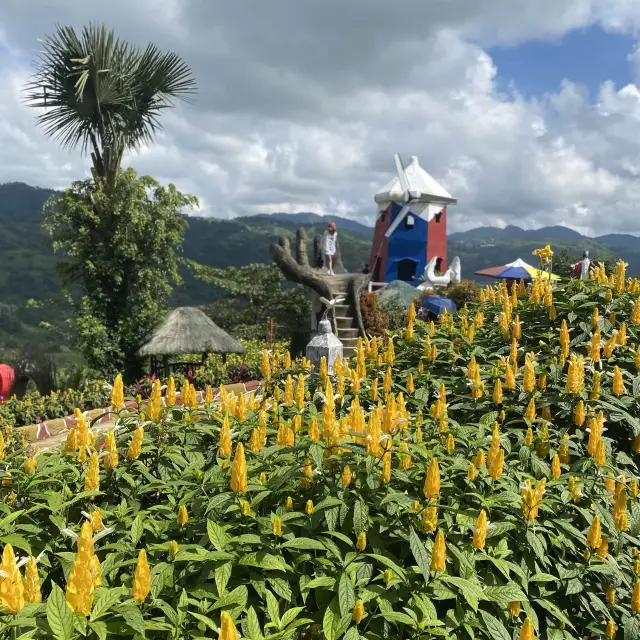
[384,207,428,285]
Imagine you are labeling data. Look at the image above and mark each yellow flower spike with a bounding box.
[551,454,561,479]
[467,462,477,481]
[23,556,41,604]
[381,447,391,483]
[612,366,625,396]
[0,544,24,614]
[524,397,536,422]
[65,427,78,453]
[168,541,179,559]
[88,510,103,533]
[177,504,189,528]
[505,363,516,389]
[605,620,616,640]
[261,350,271,381]
[558,443,570,464]
[272,515,283,537]
[111,374,124,409]
[84,452,100,497]
[474,449,486,468]
[508,601,521,617]
[587,515,602,549]
[524,427,533,446]
[519,618,535,640]
[23,457,37,474]
[446,434,455,454]
[132,549,150,604]
[472,510,488,550]
[295,374,305,410]
[489,448,504,481]
[65,523,95,616]
[574,400,586,427]
[356,532,367,552]
[353,599,365,624]
[632,579,640,612]
[383,367,392,395]
[230,443,247,494]
[595,439,606,466]
[606,585,615,605]
[633,433,640,454]
[305,500,314,516]
[406,373,415,394]
[219,415,232,459]
[537,374,547,391]
[523,355,535,392]
[493,379,503,405]
[127,426,144,460]
[220,611,239,640]
[431,529,446,572]
[423,458,441,499]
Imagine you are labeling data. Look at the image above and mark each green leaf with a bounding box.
[90,588,123,621]
[378,611,415,627]
[120,605,146,638]
[344,628,359,640]
[46,583,73,640]
[625,615,640,640]
[363,554,407,581]
[265,589,280,628]
[526,530,546,561]
[338,573,356,618]
[0,535,31,555]
[213,585,248,610]
[439,576,485,612]
[88,621,108,640]
[478,610,511,640]
[215,561,233,596]
[281,537,326,551]
[353,500,368,535]
[207,520,230,551]
[246,606,264,640]
[302,576,336,590]
[484,584,527,607]
[534,599,572,628]
[323,597,350,640]
[409,527,430,582]
[280,606,305,628]
[130,514,144,545]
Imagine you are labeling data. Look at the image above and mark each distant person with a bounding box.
[323,222,338,276]
[362,263,369,274]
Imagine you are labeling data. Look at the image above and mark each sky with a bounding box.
[2,1,640,235]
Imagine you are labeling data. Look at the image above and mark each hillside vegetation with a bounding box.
[0,267,639,637]
[2,181,640,360]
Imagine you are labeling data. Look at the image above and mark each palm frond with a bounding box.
[24,22,197,166]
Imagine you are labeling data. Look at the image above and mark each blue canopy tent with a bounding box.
[422,295,457,317]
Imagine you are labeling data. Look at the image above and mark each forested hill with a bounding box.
[2,180,640,356]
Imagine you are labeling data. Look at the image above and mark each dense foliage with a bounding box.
[0,340,275,427]
[0,268,638,637]
[43,170,197,379]
[187,262,311,347]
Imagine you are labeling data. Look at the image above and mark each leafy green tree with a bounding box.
[44,169,197,378]
[24,23,196,190]
[186,262,310,351]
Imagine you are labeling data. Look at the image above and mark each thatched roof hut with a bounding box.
[137,307,245,361]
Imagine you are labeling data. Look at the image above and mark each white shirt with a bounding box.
[325,231,337,256]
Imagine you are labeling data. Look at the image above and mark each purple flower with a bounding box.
[151,373,156,382]
[187,370,193,380]
[135,380,143,394]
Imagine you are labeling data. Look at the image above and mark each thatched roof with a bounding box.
[137,307,245,357]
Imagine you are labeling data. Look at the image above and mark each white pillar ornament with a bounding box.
[306,296,345,375]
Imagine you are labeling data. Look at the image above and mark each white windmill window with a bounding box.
[405,215,415,229]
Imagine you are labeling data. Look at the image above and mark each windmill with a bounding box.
[368,154,457,286]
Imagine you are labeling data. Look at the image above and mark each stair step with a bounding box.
[335,304,351,313]
[339,328,359,336]
[336,316,355,329]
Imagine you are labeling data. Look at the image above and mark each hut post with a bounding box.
[162,356,169,379]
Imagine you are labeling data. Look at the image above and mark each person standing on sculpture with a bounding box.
[324,222,338,276]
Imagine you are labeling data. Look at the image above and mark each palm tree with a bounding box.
[24,23,196,189]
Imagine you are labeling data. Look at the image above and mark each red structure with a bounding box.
[0,365,15,401]
[369,155,456,285]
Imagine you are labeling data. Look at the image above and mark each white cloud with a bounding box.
[1,0,640,235]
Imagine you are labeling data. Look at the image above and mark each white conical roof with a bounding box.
[374,156,456,207]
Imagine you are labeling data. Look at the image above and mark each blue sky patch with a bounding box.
[489,25,636,100]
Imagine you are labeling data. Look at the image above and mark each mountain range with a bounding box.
[1,181,640,360]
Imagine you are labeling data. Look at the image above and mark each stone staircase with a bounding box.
[330,283,360,358]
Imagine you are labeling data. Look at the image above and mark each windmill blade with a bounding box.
[394,153,411,200]
[384,204,411,238]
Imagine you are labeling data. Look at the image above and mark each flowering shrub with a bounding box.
[0,340,279,427]
[0,265,638,637]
